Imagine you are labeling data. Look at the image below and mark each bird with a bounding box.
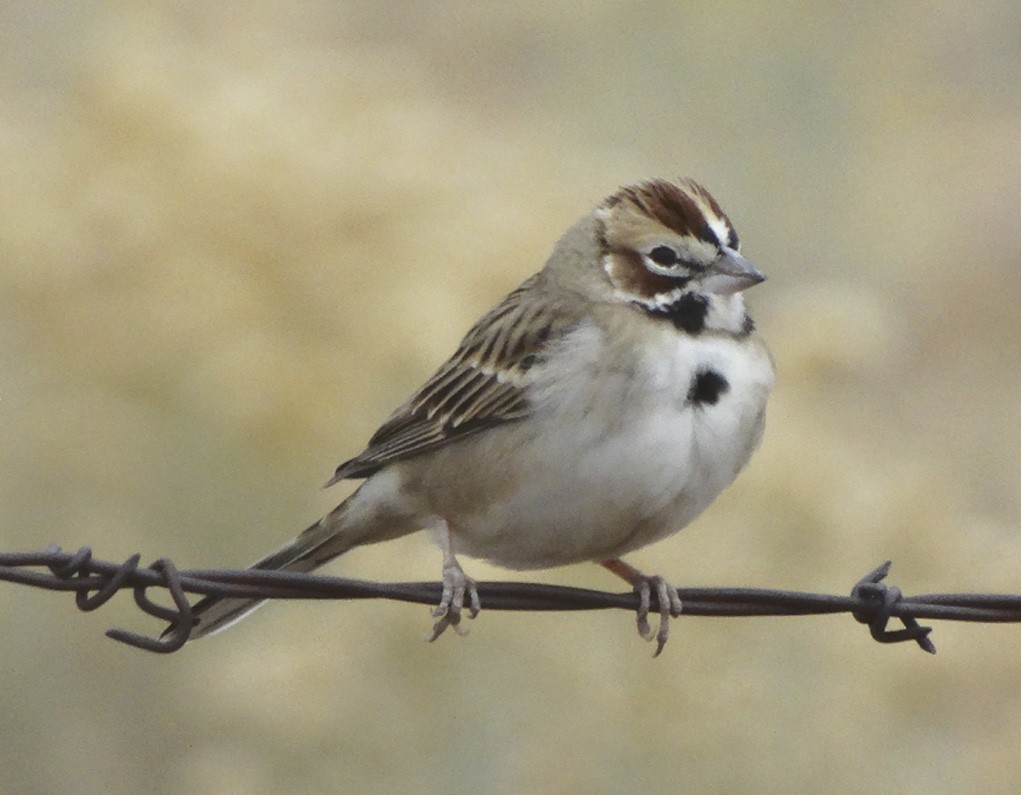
[182,178,774,655]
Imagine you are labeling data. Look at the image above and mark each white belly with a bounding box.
[430,321,774,569]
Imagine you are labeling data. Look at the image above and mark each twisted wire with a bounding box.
[5,545,1020,654]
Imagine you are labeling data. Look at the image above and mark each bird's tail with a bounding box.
[179,503,361,641]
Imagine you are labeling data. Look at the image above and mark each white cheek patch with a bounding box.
[640,286,687,309]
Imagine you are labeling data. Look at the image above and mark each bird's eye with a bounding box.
[648,246,679,267]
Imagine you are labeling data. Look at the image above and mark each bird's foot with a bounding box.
[602,559,683,657]
[428,556,481,641]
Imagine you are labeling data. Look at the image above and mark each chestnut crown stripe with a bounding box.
[604,178,738,249]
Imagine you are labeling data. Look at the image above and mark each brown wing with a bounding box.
[327,274,578,483]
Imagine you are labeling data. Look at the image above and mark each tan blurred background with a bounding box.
[1,2,1020,793]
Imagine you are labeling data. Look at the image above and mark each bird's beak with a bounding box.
[701,248,766,295]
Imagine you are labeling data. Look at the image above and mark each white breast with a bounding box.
[445,316,774,569]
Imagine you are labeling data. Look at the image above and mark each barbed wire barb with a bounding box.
[3,544,1021,655]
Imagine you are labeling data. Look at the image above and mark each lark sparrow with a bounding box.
[185,178,774,655]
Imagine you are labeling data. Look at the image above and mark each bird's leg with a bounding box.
[601,559,683,657]
[428,521,481,641]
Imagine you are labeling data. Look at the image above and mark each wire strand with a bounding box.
[5,545,1016,655]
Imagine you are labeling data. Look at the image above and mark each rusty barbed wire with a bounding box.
[4,544,1021,655]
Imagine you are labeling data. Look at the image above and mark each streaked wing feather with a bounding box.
[329,274,577,482]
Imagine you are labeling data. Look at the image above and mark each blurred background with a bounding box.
[1,2,1020,792]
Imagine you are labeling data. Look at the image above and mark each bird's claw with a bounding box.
[633,574,683,657]
[427,559,480,642]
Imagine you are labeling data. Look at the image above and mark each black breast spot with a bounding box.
[687,368,729,406]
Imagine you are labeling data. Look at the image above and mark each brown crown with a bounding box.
[604,178,732,247]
